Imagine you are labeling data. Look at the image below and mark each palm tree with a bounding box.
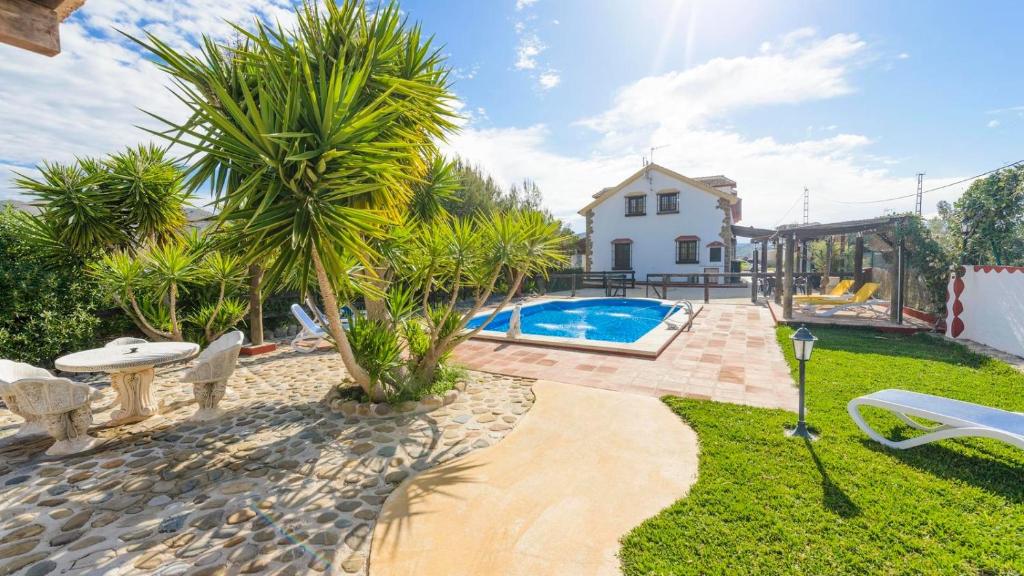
[132,1,456,396]
[14,144,190,259]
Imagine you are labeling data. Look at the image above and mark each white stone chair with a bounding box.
[0,359,52,438]
[3,376,98,456]
[180,331,244,421]
[105,337,148,348]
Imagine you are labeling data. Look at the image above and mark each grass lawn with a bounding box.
[621,327,1024,575]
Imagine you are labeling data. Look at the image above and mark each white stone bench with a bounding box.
[1,371,99,456]
[1,359,54,438]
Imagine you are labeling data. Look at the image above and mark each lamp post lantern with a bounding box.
[787,325,818,440]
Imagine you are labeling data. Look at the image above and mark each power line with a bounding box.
[774,191,804,227]
[831,159,1024,205]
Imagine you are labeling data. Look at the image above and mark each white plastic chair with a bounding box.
[180,331,244,421]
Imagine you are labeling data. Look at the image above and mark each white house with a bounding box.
[578,163,742,281]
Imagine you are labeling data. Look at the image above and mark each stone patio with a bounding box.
[0,348,535,576]
[454,302,797,410]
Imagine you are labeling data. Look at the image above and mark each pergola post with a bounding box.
[783,234,795,319]
[800,240,809,294]
[774,238,783,304]
[750,245,759,303]
[853,235,865,291]
[760,240,768,302]
[891,233,905,324]
[822,237,833,294]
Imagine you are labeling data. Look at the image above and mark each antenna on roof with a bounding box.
[649,144,670,166]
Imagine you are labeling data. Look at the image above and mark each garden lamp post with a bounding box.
[788,325,818,440]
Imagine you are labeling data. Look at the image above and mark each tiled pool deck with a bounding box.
[454,303,798,410]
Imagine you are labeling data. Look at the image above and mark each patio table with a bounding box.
[55,342,199,423]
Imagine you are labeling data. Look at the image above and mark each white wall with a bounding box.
[589,169,730,279]
[946,265,1024,358]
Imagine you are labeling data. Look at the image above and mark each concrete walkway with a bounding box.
[370,379,699,576]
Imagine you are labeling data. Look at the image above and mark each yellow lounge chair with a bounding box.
[803,282,887,316]
[794,279,853,302]
[798,282,877,306]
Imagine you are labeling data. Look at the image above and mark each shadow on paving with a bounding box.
[0,374,504,574]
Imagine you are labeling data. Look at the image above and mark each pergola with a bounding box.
[736,216,912,325]
[0,0,84,56]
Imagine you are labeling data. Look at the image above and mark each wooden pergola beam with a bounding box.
[0,0,82,56]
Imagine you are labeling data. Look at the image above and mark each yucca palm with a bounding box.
[132,0,456,395]
[14,145,190,259]
[405,210,569,384]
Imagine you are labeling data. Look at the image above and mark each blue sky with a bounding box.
[1,0,1021,230]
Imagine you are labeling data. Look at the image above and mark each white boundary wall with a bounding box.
[946,265,1024,357]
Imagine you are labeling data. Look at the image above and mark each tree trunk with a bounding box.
[169,282,183,341]
[248,264,264,346]
[414,269,526,384]
[310,249,377,398]
[363,266,391,323]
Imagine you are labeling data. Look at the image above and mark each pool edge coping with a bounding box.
[465,297,703,358]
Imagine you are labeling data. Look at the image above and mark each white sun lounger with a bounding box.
[290,304,330,353]
[848,389,1024,450]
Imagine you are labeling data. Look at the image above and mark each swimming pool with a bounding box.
[466,298,677,343]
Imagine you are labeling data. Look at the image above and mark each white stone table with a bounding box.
[56,342,199,423]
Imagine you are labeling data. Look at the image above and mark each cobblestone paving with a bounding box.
[0,346,535,575]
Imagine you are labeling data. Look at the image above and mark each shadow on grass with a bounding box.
[859,437,1024,503]
[805,437,861,518]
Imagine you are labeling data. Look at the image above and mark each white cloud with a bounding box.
[897,52,910,59]
[515,33,544,70]
[447,29,965,231]
[579,31,866,148]
[515,0,538,10]
[538,71,561,90]
[0,0,297,201]
[988,119,1001,128]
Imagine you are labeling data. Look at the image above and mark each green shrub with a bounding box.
[0,208,112,366]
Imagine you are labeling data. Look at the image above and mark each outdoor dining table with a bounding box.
[55,342,200,423]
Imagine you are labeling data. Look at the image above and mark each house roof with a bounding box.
[695,175,737,188]
[578,163,738,216]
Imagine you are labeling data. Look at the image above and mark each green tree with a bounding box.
[0,208,109,366]
[13,144,191,259]
[132,0,456,396]
[89,231,248,343]
[954,165,1024,265]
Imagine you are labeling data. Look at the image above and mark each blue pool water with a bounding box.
[466,298,673,343]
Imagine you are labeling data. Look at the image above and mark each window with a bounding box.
[709,246,723,262]
[613,241,632,270]
[625,195,645,216]
[676,239,698,264]
[657,192,679,214]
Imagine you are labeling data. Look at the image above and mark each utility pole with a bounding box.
[915,173,925,216]
[802,187,809,225]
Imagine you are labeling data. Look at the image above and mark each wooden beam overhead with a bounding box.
[0,0,59,56]
[0,0,83,56]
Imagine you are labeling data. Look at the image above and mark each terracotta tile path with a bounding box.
[454,303,798,410]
